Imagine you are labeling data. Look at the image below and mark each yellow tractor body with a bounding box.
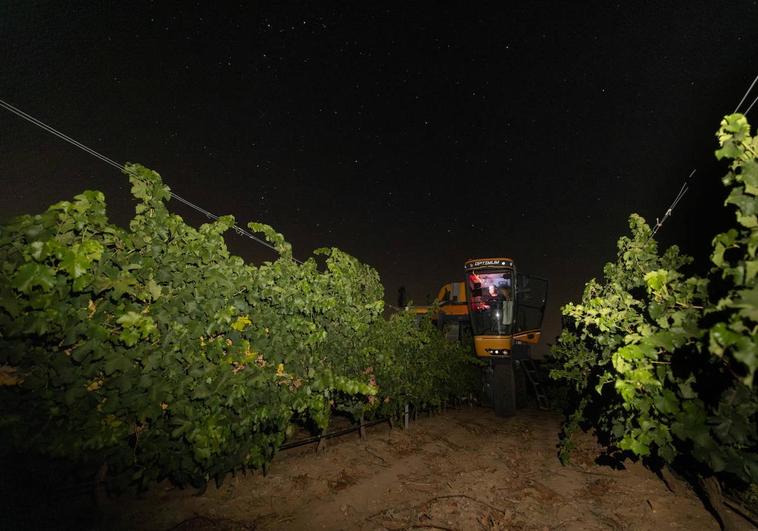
[411,257,548,415]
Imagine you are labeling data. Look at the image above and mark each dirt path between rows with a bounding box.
[103,407,754,530]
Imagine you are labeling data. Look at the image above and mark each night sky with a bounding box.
[2,2,758,355]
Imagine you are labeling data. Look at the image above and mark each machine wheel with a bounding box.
[492,358,516,417]
[515,361,528,408]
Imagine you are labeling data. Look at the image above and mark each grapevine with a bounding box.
[550,114,758,488]
[0,163,479,490]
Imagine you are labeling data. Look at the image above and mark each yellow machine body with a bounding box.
[412,257,547,359]
[409,257,548,416]
[411,281,468,318]
[473,335,512,357]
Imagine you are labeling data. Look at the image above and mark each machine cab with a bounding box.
[463,258,547,358]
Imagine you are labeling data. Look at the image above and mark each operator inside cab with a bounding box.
[466,266,514,337]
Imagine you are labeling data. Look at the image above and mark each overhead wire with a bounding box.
[648,170,694,240]
[733,72,758,114]
[742,92,758,118]
[646,72,758,240]
[0,98,302,263]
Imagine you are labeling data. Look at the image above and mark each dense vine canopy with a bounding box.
[0,164,478,489]
[550,114,758,484]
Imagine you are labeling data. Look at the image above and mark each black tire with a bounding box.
[492,358,516,417]
[515,362,528,408]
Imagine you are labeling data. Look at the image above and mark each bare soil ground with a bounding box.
[99,407,753,530]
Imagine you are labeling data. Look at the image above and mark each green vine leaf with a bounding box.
[550,113,758,484]
[0,162,479,490]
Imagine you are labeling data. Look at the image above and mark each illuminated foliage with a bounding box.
[550,114,758,483]
[0,163,477,489]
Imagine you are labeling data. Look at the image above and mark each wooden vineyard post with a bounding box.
[317,429,327,452]
[404,403,409,429]
[94,462,108,509]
